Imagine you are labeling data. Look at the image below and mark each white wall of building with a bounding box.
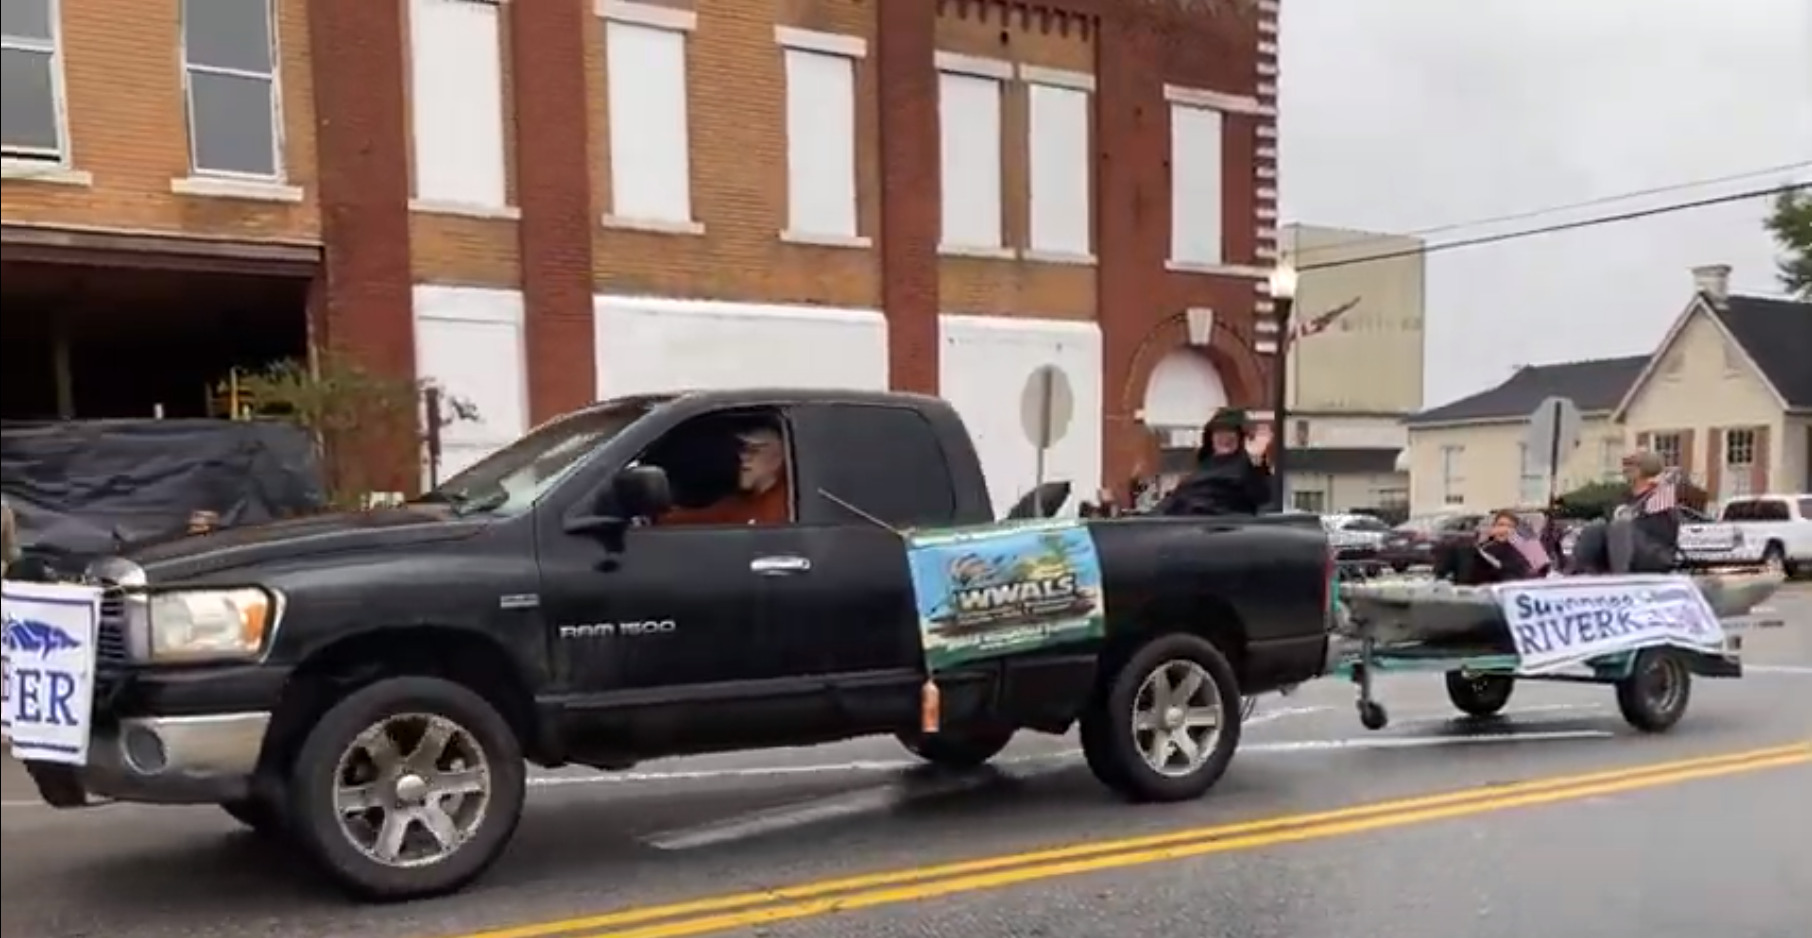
[940,314,1103,517]
[592,295,888,397]
[412,285,530,481]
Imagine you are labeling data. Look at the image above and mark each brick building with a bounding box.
[1,0,1280,507]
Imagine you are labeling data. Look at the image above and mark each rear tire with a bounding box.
[1616,648,1692,733]
[1444,671,1515,717]
[897,727,1015,770]
[1080,632,1243,803]
[285,676,527,902]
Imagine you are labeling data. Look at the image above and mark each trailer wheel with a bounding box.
[285,676,526,901]
[897,727,1015,770]
[1444,671,1515,717]
[1616,648,1693,733]
[1081,632,1243,803]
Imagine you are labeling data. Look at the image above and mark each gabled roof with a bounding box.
[1712,295,1812,409]
[1405,356,1650,427]
[1610,291,1812,420]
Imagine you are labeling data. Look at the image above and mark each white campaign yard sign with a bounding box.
[2,581,102,765]
[1492,574,1725,675]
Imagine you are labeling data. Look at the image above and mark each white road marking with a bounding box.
[1390,702,1608,727]
[1247,704,1334,725]
[644,770,1006,850]
[1745,665,1812,676]
[638,728,1614,850]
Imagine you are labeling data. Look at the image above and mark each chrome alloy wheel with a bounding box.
[332,713,492,868]
[1131,660,1224,778]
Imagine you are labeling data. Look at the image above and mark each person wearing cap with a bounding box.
[1156,407,1276,516]
[1569,449,1681,574]
[659,422,792,527]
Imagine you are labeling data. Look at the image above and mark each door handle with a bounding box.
[751,555,812,576]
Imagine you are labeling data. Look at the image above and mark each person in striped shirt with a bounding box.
[1569,450,1682,574]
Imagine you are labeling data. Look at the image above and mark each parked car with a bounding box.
[1390,512,1485,571]
[1321,513,1393,576]
[1680,494,1812,576]
[9,389,1336,901]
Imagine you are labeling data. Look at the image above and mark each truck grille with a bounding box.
[96,587,130,666]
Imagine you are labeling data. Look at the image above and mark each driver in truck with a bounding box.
[659,422,792,526]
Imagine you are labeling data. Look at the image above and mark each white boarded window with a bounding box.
[1169,103,1224,265]
[782,44,859,239]
[938,70,1003,251]
[606,19,692,224]
[408,0,507,208]
[1026,82,1090,257]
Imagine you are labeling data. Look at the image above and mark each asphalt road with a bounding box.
[4,589,1809,938]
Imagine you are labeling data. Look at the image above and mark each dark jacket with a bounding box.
[1570,487,1681,574]
[1475,539,1537,584]
[1158,452,1274,517]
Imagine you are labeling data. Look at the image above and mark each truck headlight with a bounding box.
[146,588,277,663]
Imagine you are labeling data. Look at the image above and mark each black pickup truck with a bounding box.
[10,389,1333,900]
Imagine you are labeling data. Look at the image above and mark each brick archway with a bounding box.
[1106,316,1267,489]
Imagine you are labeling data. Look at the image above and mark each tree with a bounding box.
[1763,188,1812,300]
[222,351,477,508]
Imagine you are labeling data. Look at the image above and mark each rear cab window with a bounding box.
[788,403,957,527]
[1797,498,1812,520]
[1723,499,1791,523]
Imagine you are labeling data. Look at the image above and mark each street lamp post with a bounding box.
[1267,264,1299,511]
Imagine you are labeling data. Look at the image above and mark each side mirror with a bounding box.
[611,464,672,521]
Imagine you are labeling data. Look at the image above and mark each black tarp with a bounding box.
[0,419,327,561]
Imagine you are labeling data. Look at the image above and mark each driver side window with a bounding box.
[639,408,797,527]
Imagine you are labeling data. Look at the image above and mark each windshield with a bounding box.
[420,400,659,515]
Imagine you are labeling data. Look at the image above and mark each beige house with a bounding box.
[1613,267,1811,503]
[1404,265,1811,515]
[1275,224,1428,513]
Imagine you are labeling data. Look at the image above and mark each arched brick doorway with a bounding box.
[1107,316,1265,492]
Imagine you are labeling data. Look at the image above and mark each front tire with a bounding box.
[897,727,1015,769]
[1080,632,1243,803]
[285,676,527,901]
[1444,671,1515,717]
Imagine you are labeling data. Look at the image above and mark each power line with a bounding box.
[1288,160,1812,261]
[1295,181,1810,274]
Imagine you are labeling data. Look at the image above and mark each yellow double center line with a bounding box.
[456,742,1811,938]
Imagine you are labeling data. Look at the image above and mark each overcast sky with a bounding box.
[1278,0,1812,409]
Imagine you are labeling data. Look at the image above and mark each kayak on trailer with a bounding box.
[1326,569,1782,732]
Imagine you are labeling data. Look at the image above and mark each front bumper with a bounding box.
[22,711,270,808]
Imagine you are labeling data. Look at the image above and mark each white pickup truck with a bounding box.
[1678,494,1812,577]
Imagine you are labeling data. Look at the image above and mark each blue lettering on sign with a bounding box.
[9,668,80,727]
[1510,605,1658,657]
[2,612,85,728]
